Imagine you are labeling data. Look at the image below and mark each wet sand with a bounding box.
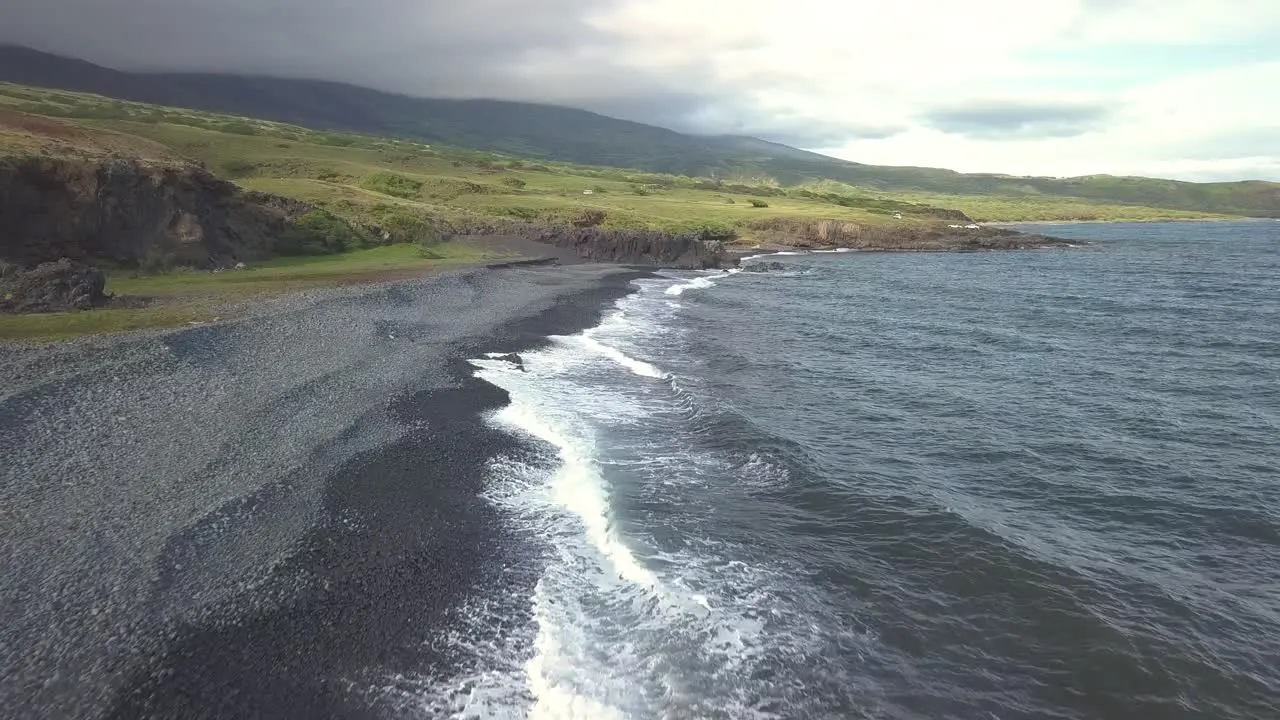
[0,264,649,719]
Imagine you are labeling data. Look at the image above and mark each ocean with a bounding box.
[437,221,1279,719]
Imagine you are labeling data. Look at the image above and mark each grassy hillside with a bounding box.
[1,45,1276,218]
[0,83,1234,229]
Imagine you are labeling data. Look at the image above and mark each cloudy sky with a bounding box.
[5,0,1279,180]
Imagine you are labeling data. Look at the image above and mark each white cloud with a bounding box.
[3,0,1278,180]
[1072,0,1280,43]
[817,60,1280,180]
[578,0,1280,180]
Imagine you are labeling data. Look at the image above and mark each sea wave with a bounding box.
[446,277,877,717]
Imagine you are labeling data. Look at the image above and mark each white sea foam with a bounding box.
[664,275,718,296]
[420,277,879,718]
[562,334,665,378]
[487,396,658,589]
[464,341,666,717]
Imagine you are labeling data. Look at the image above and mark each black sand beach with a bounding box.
[0,264,648,719]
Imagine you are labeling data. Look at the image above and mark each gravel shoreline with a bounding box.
[0,264,651,718]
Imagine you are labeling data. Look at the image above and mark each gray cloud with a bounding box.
[920,100,1116,140]
[0,0,900,148]
[1171,126,1280,160]
[2,0,623,98]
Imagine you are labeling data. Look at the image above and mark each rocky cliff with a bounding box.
[447,220,730,269]
[744,217,1072,252]
[0,155,311,269]
[0,259,107,312]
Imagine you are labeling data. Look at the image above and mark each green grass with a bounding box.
[108,243,496,298]
[0,304,222,342]
[4,71,1274,218]
[0,244,504,341]
[66,117,936,236]
[877,191,1231,223]
[4,83,1245,225]
[0,86,1258,342]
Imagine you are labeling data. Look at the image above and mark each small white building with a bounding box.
[892,212,903,220]
[583,189,594,195]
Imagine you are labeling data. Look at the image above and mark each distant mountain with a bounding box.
[2,45,1277,217]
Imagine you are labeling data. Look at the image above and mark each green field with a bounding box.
[0,82,1238,230]
[3,47,1276,219]
[0,83,1251,340]
[0,244,502,341]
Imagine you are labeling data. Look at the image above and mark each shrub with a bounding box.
[220,121,259,136]
[501,177,527,189]
[749,199,770,208]
[572,209,608,227]
[381,213,444,245]
[219,159,257,177]
[358,172,424,199]
[316,133,356,147]
[503,206,544,221]
[592,185,609,194]
[695,223,738,240]
[276,211,370,255]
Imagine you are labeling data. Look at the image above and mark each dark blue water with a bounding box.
[461,221,1280,719]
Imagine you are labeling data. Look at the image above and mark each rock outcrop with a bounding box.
[494,352,527,371]
[0,258,107,312]
[0,156,314,269]
[447,220,730,269]
[740,261,790,272]
[744,217,1072,252]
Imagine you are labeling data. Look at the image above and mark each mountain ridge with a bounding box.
[1,45,1277,217]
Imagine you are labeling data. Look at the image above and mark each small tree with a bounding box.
[501,177,527,189]
[572,209,608,227]
[276,211,370,255]
[749,199,769,208]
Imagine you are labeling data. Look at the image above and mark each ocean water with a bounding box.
[444,221,1278,719]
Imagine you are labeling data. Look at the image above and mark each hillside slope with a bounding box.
[1,45,1277,217]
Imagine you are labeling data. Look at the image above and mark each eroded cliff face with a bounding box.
[447,220,730,269]
[529,226,728,268]
[743,217,1072,252]
[0,156,310,268]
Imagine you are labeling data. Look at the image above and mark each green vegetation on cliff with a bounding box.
[0,81,1242,232]
[1,45,1275,219]
[0,75,1264,341]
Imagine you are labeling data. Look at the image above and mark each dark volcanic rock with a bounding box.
[745,217,1075,252]
[0,156,314,269]
[448,220,730,269]
[0,258,107,312]
[741,261,790,272]
[495,352,526,371]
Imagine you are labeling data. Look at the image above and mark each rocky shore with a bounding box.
[0,263,650,718]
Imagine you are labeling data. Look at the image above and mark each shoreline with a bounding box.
[0,263,653,718]
[983,216,1267,227]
